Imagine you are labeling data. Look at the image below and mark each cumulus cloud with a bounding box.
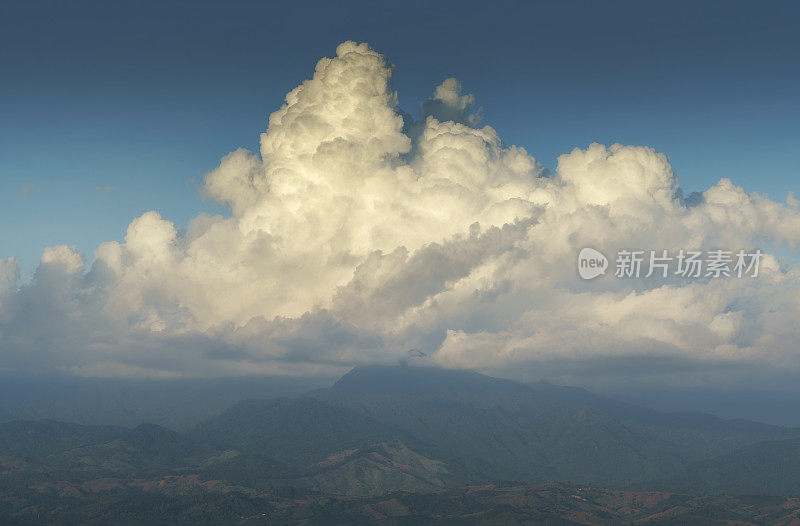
[1,41,799,386]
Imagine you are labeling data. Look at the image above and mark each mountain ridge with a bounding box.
[2,365,799,502]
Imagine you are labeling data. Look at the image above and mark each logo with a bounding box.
[576,248,762,281]
[578,248,608,280]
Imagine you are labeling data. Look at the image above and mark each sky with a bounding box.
[1,1,800,390]
[2,0,799,279]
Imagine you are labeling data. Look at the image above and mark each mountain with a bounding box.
[524,380,795,453]
[191,396,487,495]
[298,439,457,495]
[0,398,468,500]
[52,423,236,477]
[4,366,799,509]
[0,420,291,499]
[663,436,800,495]
[310,366,798,486]
[191,398,488,495]
[191,397,415,467]
[188,366,799,490]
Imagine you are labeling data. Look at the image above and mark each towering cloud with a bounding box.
[1,42,799,385]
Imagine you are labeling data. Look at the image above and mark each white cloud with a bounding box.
[41,245,85,274]
[0,258,19,293]
[1,41,799,387]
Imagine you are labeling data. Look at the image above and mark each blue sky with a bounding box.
[2,0,799,279]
